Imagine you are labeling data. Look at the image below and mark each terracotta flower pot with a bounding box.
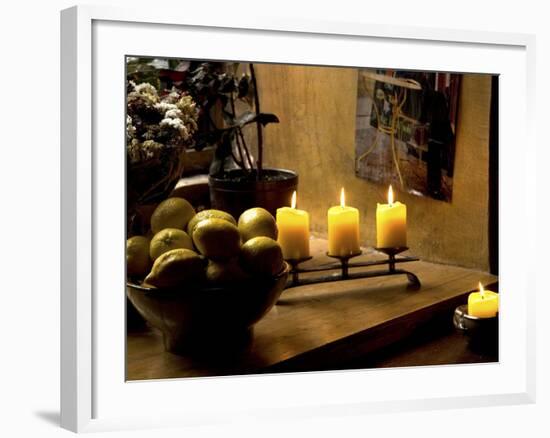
[209,168,298,219]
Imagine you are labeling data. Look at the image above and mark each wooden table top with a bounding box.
[127,238,497,380]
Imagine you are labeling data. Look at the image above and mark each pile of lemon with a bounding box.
[126,197,285,289]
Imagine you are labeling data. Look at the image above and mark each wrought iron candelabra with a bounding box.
[284,247,421,291]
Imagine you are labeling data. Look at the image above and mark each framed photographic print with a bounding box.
[61,5,536,433]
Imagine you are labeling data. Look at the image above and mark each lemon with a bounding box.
[144,248,205,289]
[206,258,250,285]
[187,209,236,237]
[150,197,196,234]
[192,218,241,260]
[149,228,194,262]
[238,207,278,242]
[126,235,151,278]
[240,236,284,277]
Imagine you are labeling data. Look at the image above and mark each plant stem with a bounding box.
[249,63,263,179]
[229,128,244,168]
[237,128,254,169]
[230,90,253,170]
[229,93,244,168]
[230,147,244,167]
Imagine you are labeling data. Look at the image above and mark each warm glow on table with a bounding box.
[468,282,499,318]
[276,191,310,260]
[328,188,360,257]
[376,185,407,248]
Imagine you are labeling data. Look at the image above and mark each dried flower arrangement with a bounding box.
[126,81,199,209]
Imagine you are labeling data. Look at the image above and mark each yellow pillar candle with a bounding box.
[328,188,360,257]
[276,191,310,260]
[376,185,407,248]
[468,283,499,318]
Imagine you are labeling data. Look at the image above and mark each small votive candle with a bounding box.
[468,282,499,318]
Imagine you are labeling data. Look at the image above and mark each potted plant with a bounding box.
[185,62,298,218]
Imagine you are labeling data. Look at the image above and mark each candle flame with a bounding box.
[291,190,297,209]
[340,187,346,208]
[388,185,394,205]
[479,282,485,298]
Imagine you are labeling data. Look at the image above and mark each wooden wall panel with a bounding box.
[257,64,492,270]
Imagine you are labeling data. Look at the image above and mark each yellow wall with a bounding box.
[257,64,492,271]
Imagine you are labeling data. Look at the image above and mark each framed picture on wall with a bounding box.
[61,5,536,433]
[355,69,461,202]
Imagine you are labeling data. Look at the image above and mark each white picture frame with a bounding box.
[60,4,536,433]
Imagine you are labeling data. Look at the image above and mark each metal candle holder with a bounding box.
[284,247,421,291]
[453,304,499,355]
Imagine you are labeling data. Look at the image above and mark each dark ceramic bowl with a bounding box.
[127,263,289,353]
